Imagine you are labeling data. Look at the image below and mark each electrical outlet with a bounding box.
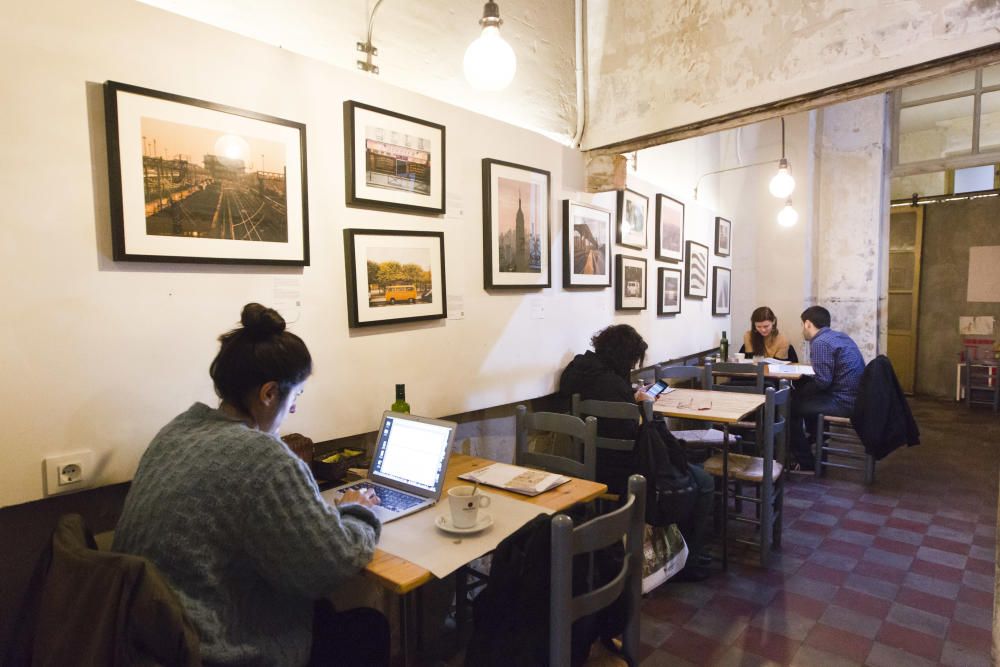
[44,451,94,496]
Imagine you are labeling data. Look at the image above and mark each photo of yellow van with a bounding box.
[384,284,418,304]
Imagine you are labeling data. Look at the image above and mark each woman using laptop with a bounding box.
[114,303,388,667]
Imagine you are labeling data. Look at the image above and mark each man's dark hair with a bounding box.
[800,305,831,329]
[591,324,648,380]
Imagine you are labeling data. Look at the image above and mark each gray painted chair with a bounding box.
[655,363,710,388]
[515,405,597,481]
[709,362,766,394]
[570,394,653,452]
[550,474,646,667]
[814,415,876,484]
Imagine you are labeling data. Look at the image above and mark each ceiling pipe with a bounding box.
[570,0,587,148]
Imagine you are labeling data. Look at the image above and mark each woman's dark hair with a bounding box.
[749,306,778,355]
[591,324,648,380]
[800,305,831,329]
[209,303,312,414]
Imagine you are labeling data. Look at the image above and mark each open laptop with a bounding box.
[322,411,456,523]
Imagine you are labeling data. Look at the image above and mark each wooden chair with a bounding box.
[571,394,653,453]
[515,405,597,481]
[550,475,645,667]
[814,415,875,484]
[655,363,710,388]
[703,384,790,566]
[963,360,1000,412]
[709,362,766,394]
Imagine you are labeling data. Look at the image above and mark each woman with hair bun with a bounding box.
[114,303,388,667]
[741,306,797,361]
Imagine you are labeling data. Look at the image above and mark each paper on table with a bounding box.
[376,491,553,579]
[459,462,569,496]
[768,363,815,375]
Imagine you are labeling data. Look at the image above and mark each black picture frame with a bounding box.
[343,100,446,215]
[713,266,732,315]
[615,254,647,310]
[482,158,551,289]
[562,200,612,288]
[685,241,709,298]
[343,229,447,328]
[616,188,648,249]
[104,80,309,265]
[657,267,682,316]
[715,216,732,257]
[655,194,685,263]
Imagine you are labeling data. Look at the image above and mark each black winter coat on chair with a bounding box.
[851,355,920,460]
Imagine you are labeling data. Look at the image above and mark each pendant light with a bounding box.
[777,200,799,227]
[463,1,517,91]
[768,118,796,199]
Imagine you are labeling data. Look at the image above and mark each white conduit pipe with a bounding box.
[571,0,587,148]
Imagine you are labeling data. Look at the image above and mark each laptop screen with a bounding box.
[370,413,453,493]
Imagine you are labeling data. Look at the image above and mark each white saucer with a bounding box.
[435,513,494,534]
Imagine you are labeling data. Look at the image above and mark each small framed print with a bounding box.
[343,229,446,328]
[563,200,611,288]
[344,100,445,215]
[655,194,685,263]
[615,254,647,310]
[685,241,709,298]
[715,216,732,257]
[657,267,682,316]
[482,158,551,289]
[713,266,732,315]
[616,189,648,249]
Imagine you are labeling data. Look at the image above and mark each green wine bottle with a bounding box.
[719,331,729,362]
[391,384,410,414]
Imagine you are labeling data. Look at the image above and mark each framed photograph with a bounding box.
[563,200,611,288]
[657,267,682,316]
[616,189,648,249]
[343,100,445,215]
[685,241,709,298]
[713,266,732,315]
[482,158,551,289]
[343,229,446,328]
[104,81,308,265]
[615,254,647,310]
[715,216,732,257]
[655,194,685,263]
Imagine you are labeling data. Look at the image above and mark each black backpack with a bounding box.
[633,419,698,527]
[464,509,627,667]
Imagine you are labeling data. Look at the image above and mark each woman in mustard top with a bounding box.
[741,306,797,361]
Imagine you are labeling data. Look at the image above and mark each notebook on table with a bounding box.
[322,411,456,523]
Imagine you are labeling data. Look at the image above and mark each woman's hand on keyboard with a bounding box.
[339,487,380,508]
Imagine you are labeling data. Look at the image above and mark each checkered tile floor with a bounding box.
[639,397,997,666]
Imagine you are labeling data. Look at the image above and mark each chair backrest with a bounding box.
[762,381,792,467]
[571,394,652,452]
[630,367,656,385]
[656,363,709,388]
[550,474,646,666]
[710,362,765,394]
[515,405,597,480]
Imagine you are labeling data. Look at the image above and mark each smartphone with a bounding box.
[644,380,669,398]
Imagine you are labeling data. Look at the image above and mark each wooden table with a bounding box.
[653,389,766,569]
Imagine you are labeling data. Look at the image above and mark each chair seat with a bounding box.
[823,415,852,426]
[673,429,739,445]
[703,453,783,482]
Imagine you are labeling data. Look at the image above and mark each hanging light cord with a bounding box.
[365,0,386,50]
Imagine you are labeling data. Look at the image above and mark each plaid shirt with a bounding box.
[809,327,865,409]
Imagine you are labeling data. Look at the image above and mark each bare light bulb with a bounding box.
[463,3,516,92]
[777,200,799,227]
[769,158,796,198]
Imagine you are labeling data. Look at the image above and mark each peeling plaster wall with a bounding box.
[139,0,578,141]
[585,0,1000,150]
[813,96,889,361]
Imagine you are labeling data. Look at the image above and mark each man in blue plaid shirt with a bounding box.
[789,306,865,470]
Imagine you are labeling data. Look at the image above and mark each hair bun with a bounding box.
[240,303,286,337]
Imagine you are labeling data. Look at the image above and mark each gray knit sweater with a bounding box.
[113,403,381,666]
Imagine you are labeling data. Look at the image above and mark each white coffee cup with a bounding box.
[448,485,491,528]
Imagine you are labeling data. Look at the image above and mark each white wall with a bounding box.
[0,0,729,507]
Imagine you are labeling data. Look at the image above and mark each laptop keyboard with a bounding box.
[351,482,424,512]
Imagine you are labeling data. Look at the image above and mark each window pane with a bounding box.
[890,214,917,248]
[891,172,947,199]
[898,96,974,163]
[888,296,912,330]
[984,63,1000,88]
[889,252,915,291]
[954,165,995,193]
[901,71,975,103]
[979,91,1000,152]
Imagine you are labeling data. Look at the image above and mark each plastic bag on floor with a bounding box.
[641,523,688,594]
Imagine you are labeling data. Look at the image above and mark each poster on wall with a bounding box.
[104,81,309,265]
[655,194,684,263]
[616,189,648,250]
[482,158,551,289]
[713,266,731,315]
[563,200,611,288]
[715,216,732,257]
[685,241,709,298]
[615,254,647,310]
[343,229,446,327]
[343,101,445,215]
[657,267,682,316]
